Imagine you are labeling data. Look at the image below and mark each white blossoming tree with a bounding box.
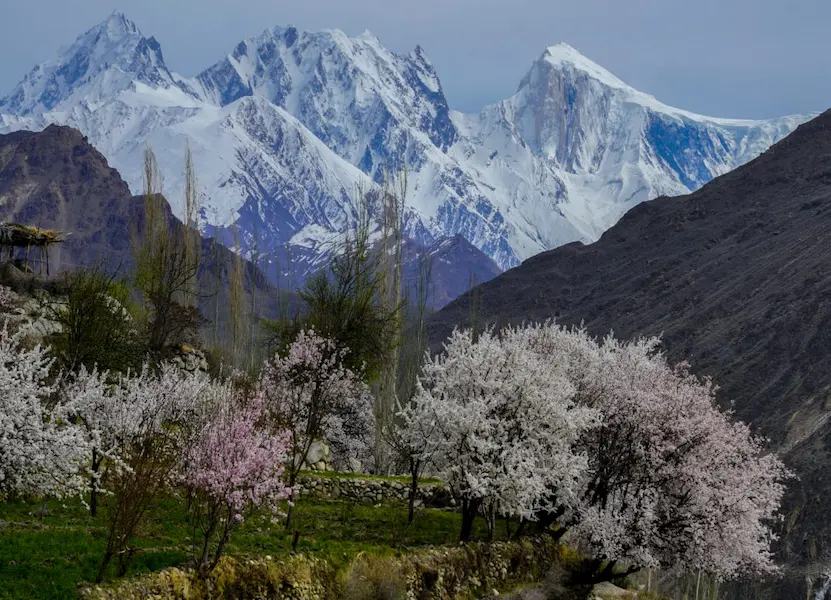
[58,362,212,581]
[402,327,599,541]
[411,321,789,580]
[519,323,791,582]
[0,285,14,312]
[0,324,88,501]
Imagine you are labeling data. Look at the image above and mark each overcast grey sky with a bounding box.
[1,0,829,119]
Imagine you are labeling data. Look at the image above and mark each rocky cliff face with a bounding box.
[0,124,138,273]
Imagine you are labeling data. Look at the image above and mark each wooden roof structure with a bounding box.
[0,222,69,276]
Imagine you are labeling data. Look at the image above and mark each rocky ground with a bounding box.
[481,580,638,599]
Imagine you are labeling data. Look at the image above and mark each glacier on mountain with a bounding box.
[0,12,812,272]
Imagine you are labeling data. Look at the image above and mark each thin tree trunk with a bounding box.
[208,507,234,572]
[460,498,481,542]
[407,459,419,525]
[512,518,527,540]
[285,496,295,531]
[97,500,124,582]
[200,506,219,567]
[483,504,496,541]
[89,449,99,518]
[97,550,113,583]
[285,468,298,530]
[118,547,132,576]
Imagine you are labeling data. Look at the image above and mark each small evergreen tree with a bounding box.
[267,187,401,381]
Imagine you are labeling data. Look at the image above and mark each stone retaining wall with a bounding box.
[81,537,562,600]
[295,474,453,508]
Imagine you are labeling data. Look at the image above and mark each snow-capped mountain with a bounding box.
[0,12,812,274]
[188,23,520,264]
[451,43,805,245]
[0,13,375,274]
[0,13,190,116]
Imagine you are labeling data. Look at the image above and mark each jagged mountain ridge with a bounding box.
[0,14,377,279]
[0,12,811,275]
[0,125,495,309]
[429,109,831,585]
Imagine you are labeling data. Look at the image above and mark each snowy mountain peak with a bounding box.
[539,43,630,90]
[356,29,381,43]
[195,22,458,175]
[527,42,792,126]
[100,11,141,39]
[0,11,179,115]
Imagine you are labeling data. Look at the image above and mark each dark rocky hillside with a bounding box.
[401,234,502,309]
[0,125,281,333]
[0,124,139,273]
[430,109,831,578]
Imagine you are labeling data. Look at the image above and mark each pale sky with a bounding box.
[1,0,829,119]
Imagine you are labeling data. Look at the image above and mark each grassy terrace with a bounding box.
[0,480,496,600]
[297,469,441,484]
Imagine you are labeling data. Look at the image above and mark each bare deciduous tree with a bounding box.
[132,147,204,357]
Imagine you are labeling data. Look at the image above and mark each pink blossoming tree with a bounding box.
[255,330,374,526]
[180,382,291,572]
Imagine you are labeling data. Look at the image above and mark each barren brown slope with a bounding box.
[430,109,831,569]
[0,124,141,272]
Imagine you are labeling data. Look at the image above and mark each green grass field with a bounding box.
[0,489,498,600]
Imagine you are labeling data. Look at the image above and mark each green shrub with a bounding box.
[45,266,145,373]
[341,554,407,600]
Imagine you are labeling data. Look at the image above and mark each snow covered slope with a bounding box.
[0,14,375,271]
[0,13,812,273]
[450,43,807,248]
